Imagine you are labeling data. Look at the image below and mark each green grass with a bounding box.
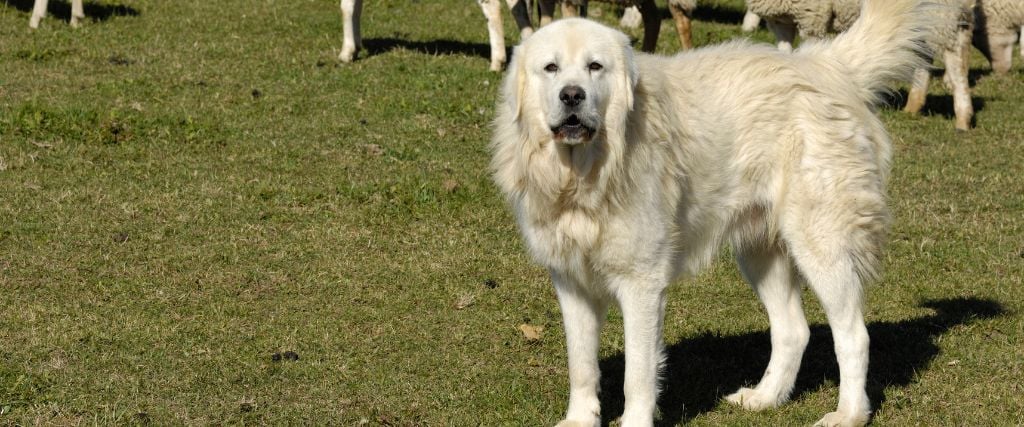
[1,0,1022,425]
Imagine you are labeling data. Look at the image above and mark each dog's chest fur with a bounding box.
[517,156,605,271]
[512,139,668,281]
[522,204,599,270]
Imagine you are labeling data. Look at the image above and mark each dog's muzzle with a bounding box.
[551,85,596,144]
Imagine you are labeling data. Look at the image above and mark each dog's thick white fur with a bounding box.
[491,1,936,425]
[30,0,84,28]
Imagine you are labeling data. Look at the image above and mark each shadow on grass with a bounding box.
[881,68,991,129]
[594,297,1005,426]
[625,4,746,27]
[691,3,748,26]
[4,0,139,24]
[884,88,988,129]
[362,38,492,62]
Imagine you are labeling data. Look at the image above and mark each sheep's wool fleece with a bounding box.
[978,0,1024,33]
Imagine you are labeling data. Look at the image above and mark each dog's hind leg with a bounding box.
[796,254,871,427]
[553,271,608,427]
[785,203,880,426]
[778,125,886,426]
[726,243,809,410]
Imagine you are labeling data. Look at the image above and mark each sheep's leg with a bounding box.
[538,0,556,25]
[339,0,363,62]
[561,2,577,17]
[904,67,930,115]
[620,5,642,29]
[742,10,761,32]
[943,28,973,131]
[479,0,507,71]
[507,0,535,39]
[559,0,587,18]
[30,0,48,28]
[70,0,84,27]
[637,0,660,53]
[767,18,797,52]
[669,0,693,50]
[988,30,1017,74]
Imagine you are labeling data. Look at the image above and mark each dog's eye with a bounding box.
[544,63,559,73]
[588,62,603,71]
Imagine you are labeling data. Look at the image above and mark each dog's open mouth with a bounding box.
[551,114,595,143]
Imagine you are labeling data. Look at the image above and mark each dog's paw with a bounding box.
[813,410,869,427]
[724,387,781,411]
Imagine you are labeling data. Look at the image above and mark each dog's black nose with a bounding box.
[559,85,586,107]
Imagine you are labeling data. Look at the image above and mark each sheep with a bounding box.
[29,0,84,28]
[339,0,536,71]
[973,0,1024,74]
[747,0,976,131]
[557,0,696,50]
[904,1,976,131]
[745,0,861,52]
[478,0,535,71]
[627,2,756,33]
[339,0,697,71]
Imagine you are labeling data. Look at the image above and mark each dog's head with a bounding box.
[501,18,638,146]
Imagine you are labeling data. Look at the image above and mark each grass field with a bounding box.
[1,0,1022,425]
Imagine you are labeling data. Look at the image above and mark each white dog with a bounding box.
[491,0,939,425]
[30,0,84,28]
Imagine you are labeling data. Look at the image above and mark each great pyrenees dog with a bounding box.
[491,0,943,425]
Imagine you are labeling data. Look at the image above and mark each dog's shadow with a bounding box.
[595,297,1005,426]
[5,0,139,23]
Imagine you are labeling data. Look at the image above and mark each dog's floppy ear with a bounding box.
[502,46,528,121]
[618,37,639,111]
[603,33,638,146]
[603,33,638,150]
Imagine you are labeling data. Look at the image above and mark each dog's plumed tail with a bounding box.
[801,0,950,105]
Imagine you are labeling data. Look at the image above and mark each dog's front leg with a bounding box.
[553,271,608,427]
[617,283,667,426]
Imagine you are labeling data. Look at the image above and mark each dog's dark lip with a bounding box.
[551,114,595,143]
